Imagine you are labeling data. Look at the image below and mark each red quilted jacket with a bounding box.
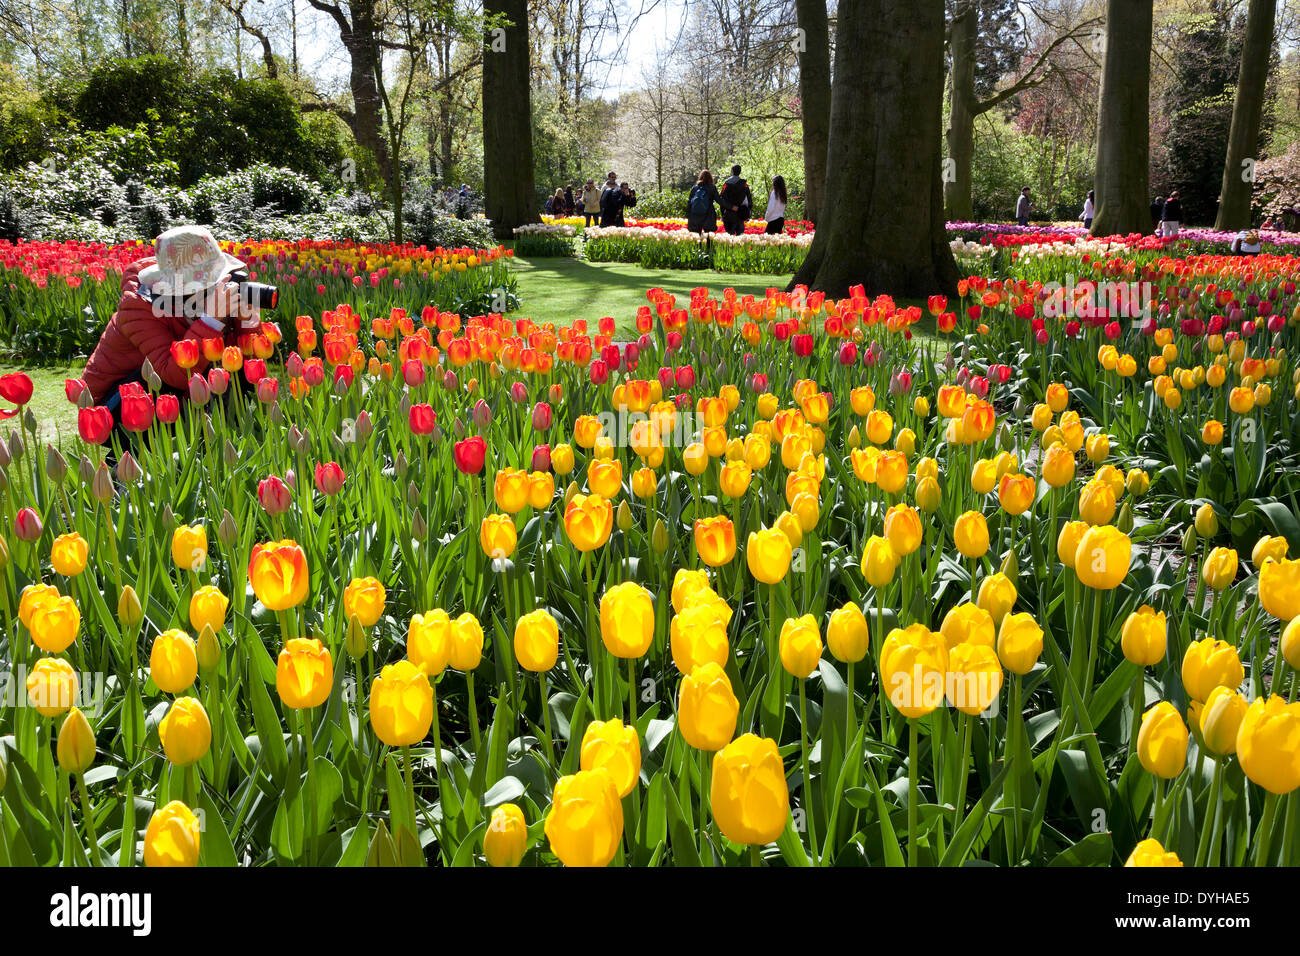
[83,257,231,404]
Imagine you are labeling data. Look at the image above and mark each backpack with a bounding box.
[689,185,712,217]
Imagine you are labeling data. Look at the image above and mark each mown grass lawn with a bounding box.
[508,255,795,337]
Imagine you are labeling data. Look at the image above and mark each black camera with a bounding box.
[229,271,278,311]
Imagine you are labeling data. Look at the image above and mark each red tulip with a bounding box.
[792,334,814,357]
[0,372,34,407]
[666,331,683,352]
[64,378,88,405]
[314,462,346,496]
[588,360,609,385]
[675,365,695,390]
[244,359,267,384]
[258,475,293,515]
[170,339,201,370]
[78,406,113,445]
[409,404,436,435]
[121,392,154,432]
[531,444,552,471]
[532,402,553,431]
[257,378,280,403]
[208,367,230,395]
[14,506,42,542]
[472,399,493,430]
[937,311,957,333]
[838,342,858,366]
[402,359,425,387]
[156,394,181,423]
[454,436,487,474]
[334,365,354,389]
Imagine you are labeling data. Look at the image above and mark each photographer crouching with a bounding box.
[75,225,276,446]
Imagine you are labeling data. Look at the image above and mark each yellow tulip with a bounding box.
[1137,701,1188,779]
[545,768,624,866]
[1236,696,1300,794]
[483,803,527,867]
[515,609,560,672]
[144,800,202,867]
[580,718,642,797]
[369,660,434,747]
[150,630,198,694]
[158,696,212,766]
[827,602,870,663]
[710,734,789,845]
[678,662,739,751]
[779,615,823,679]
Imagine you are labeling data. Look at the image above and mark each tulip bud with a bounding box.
[998,422,1014,450]
[161,505,177,531]
[8,430,24,462]
[57,707,96,775]
[406,480,420,508]
[346,614,368,659]
[395,450,408,479]
[141,357,157,386]
[92,462,114,504]
[472,399,493,431]
[652,518,669,553]
[453,416,466,438]
[0,440,9,468]
[78,454,94,485]
[197,623,221,674]
[13,507,42,542]
[218,509,238,547]
[398,393,412,422]
[564,480,580,507]
[77,387,94,410]
[616,499,634,532]
[202,414,215,442]
[117,451,142,484]
[355,410,373,443]
[412,509,427,539]
[1000,548,1018,579]
[23,408,36,433]
[268,402,283,424]
[44,444,67,483]
[223,440,239,468]
[1182,524,1198,555]
[189,374,210,406]
[1194,503,1218,538]
[118,585,143,627]
[1116,500,1134,534]
[449,487,464,515]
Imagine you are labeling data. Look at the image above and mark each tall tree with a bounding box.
[944,2,1098,221]
[794,0,829,222]
[1216,0,1278,229]
[305,0,393,185]
[1090,0,1152,236]
[789,0,958,297]
[482,0,538,238]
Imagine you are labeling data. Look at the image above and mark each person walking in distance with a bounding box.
[720,165,750,236]
[763,175,788,235]
[687,170,721,236]
[1016,187,1033,227]
[1080,190,1094,230]
[580,179,600,227]
[1161,191,1182,238]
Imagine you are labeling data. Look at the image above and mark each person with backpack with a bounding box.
[763,176,788,234]
[687,170,720,234]
[720,165,751,236]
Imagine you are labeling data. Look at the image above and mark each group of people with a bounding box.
[543,164,789,236]
[1018,186,1263,254]
[545,172,638,227]
[687,165,788,236]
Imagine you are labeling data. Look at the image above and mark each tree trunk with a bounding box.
[788,0,958,298]
[944,2,977,221]
[1215,0,1276,230]
[482,0,539,239]
[344,2,392,188]
[177,0,190,57]
[795,0,831,224]
[1090,0,1153,236]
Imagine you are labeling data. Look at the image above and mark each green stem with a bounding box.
[75,773,101,867]
[798,678,819,866]
[1254,791,1280,867]
[907,717,919,867]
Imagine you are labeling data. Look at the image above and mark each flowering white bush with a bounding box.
[514,223,576,237]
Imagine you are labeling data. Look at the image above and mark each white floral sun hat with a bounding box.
[138,225,245,295]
